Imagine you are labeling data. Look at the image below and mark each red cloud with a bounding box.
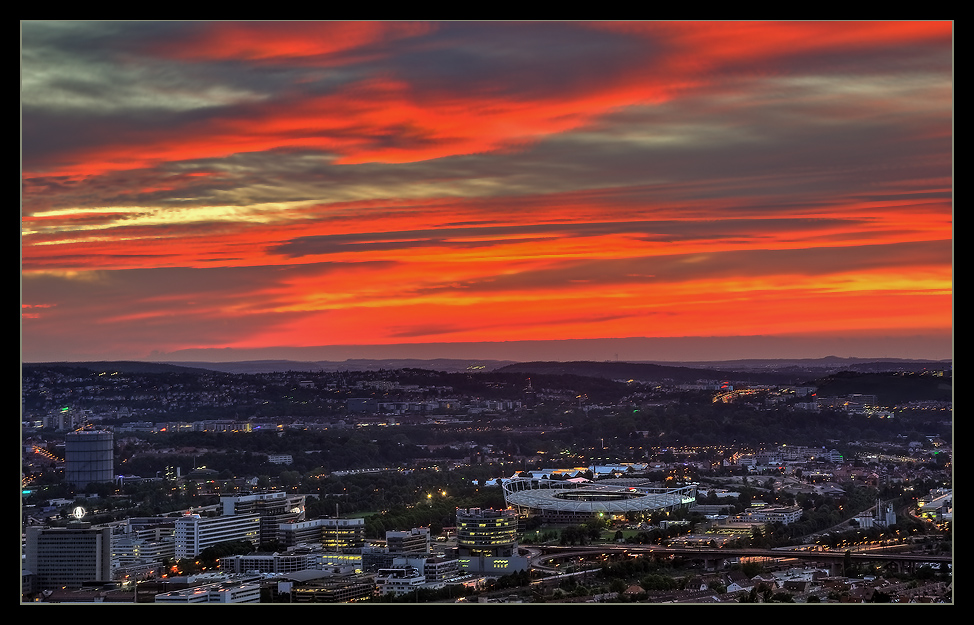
[149,21,436,63]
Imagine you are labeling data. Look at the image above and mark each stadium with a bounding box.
[502,478,697,525]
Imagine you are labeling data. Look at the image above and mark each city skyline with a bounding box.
[21,21,953,363]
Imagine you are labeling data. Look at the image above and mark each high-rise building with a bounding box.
[454,507,527,575]
[220,492,304,545]
[64,429,114,489]
[277,517,365,552]
[322,518,365,553]
[455,507,517,558]
[24,522,113,591]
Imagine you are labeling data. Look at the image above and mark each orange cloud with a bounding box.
[21,22,952,360]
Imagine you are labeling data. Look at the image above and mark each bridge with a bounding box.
[527,543,950,576]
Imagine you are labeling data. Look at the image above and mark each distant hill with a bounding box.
[23,361,217,375]
[23,356,949,381]
[22,358,518,375]
[812,370,953,405]
[161,358,518,374]
[660,356,951,374]
[494,361,803,385]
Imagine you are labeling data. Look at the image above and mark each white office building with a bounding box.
[742,506,804,525]
[174,514,260,559]
[392,555,461,584]
[113,533,175,567]
[219,546,362,575]
[375,566,427,596]
[154,580,261,603]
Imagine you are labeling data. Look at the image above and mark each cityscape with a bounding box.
[22,21,952,604]
[21,357,952,603]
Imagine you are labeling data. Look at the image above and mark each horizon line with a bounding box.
[21,333,953,365]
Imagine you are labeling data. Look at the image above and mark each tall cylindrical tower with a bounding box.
[455,507,517,558]
[64,429,114,489]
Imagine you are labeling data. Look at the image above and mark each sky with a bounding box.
[21,21,953,363]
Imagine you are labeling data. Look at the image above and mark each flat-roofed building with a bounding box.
[24,522,113,591]
[278,518,328,547]
[278,517,365,552]
[323,517,365,552]
[742,506,804,525]
[456,508,517,558]
[278,516,364,551]
[375,566,426,596]
[386,527,431,555]
[221,492,305,545]
[154,580,261,603]
[174,514,260,559]
[113,533,175,568]
[219,546,361,575]
[455,507,528,575]
[393,555,461,584]
[289,574,375,603]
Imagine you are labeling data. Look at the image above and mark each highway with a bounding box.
[524,543,951,572]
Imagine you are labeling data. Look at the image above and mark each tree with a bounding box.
[279,470,301,488]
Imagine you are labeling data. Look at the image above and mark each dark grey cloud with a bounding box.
[270,215,808,259]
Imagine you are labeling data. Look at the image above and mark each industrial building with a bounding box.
[64,429,114,489]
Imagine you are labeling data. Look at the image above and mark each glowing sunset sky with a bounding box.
[21,21,953,363]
